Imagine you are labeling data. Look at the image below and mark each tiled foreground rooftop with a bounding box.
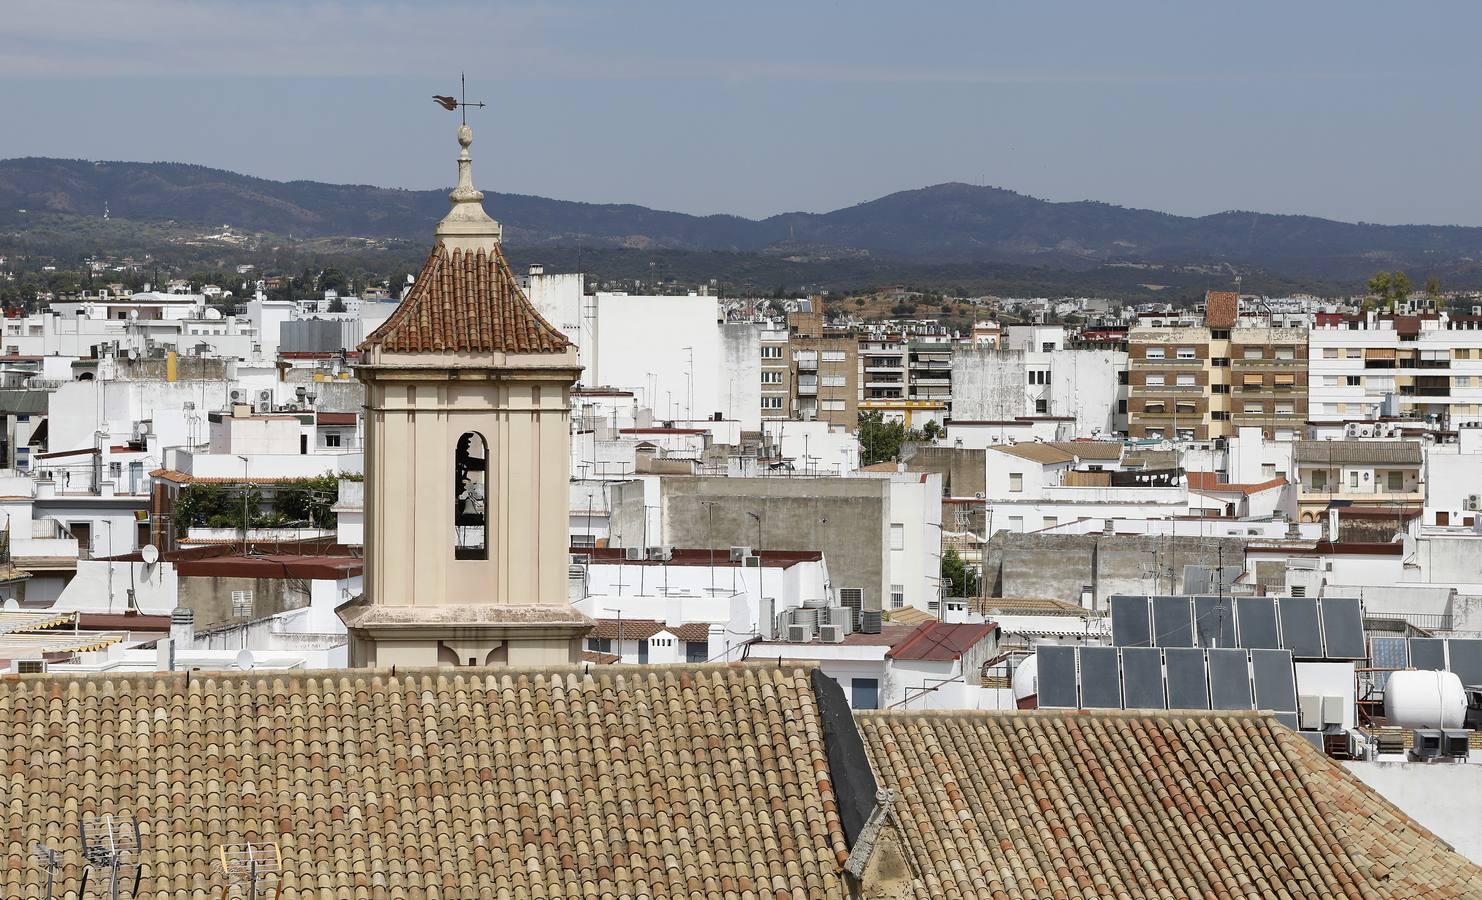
[856,708,1482,899]
[0,666,1479,899]
[0,665,848,898]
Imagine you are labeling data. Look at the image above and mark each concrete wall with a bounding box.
[902,446,985,499]
[952,347,1124,437]
[1343,761,1482,863]
[981,531,1249,608]
[635,475,890,613]
[720,322,762,431]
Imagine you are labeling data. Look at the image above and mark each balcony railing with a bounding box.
[1230,357,1303,367]
[1132,357,1203,367]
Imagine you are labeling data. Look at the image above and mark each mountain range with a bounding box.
[5,156,1482,286]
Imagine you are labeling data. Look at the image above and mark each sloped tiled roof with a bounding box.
[1204,290,1239,328]
[886,622,994,661]
[1046,440,1125,460]
[0,666,850,898]
[990,442,1075,465]
[1293,440,1423,465]
[360,243,569,354]
[856,708,1482,899]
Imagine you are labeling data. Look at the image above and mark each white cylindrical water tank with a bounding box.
[1385,669,1466,729]
[1011,653,1039,705]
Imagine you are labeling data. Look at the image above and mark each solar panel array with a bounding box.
[1109,594,1365,659]
[1369,637,1482,687]
[1034,645,1298,729]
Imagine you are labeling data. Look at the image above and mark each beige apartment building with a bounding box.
[787,299,858,427]
[1127,291,1308,440]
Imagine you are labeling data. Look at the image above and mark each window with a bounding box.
[821,350,846,362]
[761,345,782,359]
[685,640,708,663]
[821,375,846,387]
[1008,516,1024,532]
[1456,348,1473,360]
[1323,348,1340,359]
[890,523,905,550]
[1349,471,1359,489]
[1211,329,1230,340]
[1243,348,1264,360]
[1387,471,1403,491]
[231,590,254,618]
[1009,473,1023,493]
[761,396,783,410]
[890,585,904,609]
[1041,342,1055,352]
[1262,463,1276,479]
[1145,374,1165,387]
[1043,516,1057,529]
[1175,401,1196,414]
[108,462,122,479]
[1211,411,1230,421]
[1346,375,1361,387]
[1276,347,1296,360]
[1034,398,1048,413]
[324,433,342,448]
[1212,384,1229,394]
[1275,428,1294,441]
[454,432,488,560]
[1243,402,1263,414]
[1346,348,1362,359]
[1145,347,1165,359]
[760,371,782,385]
[821,399,845,411]
[1274,402,1294,415]
[587,637,612,653]
[1211,357,1229,367]
[1176,374,1196,386]
[1176,347,1196,360]
[851,678,880,710]
[1027,370,1050,385]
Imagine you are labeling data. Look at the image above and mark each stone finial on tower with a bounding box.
[433,96,501,252]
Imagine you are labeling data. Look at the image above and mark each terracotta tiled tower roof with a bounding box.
[360,242,568,354]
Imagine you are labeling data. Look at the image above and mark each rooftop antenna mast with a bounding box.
[79,813,142,899]
[215,840,283,900]
[31,840,63,900]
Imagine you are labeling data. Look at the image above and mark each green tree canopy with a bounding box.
[941,547,979,598]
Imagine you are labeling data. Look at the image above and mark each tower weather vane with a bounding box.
[433,73,485,125]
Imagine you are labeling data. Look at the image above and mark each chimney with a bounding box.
[170,607,194,648]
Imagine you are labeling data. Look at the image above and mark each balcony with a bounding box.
[1231,357,1303,368]
[1399,387,1450,397]
[1135,384,1204,394]
[1132,357,1203,367]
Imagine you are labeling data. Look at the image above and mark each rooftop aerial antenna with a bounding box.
[31,840,62,900]
[214,840,283,900]
[79,813,142,899]
[432,73,485,125]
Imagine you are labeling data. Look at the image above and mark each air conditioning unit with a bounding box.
[624,546,645,561]
[729,546,753,562]
[786,623,814,643]
[15,659,47,674]
[1466,495,1481,512]
[570,554,591,567]
[974,492,986,500]
[803,598,830,609]
[1299,694,1344,730]
[1411,728,1444,761]
[743,555,762,568]
[819,625,845,643]
[648,546,673,561]
[1442,730,1471,760]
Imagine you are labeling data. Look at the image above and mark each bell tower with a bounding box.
[341,120,591,667]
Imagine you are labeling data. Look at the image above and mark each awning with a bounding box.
[1364,347,1396,359]
[1242,374,1264,386]
[1274,373,1296,386]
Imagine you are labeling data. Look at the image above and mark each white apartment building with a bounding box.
[1310,311,1482,426]
[952,346,1127,436]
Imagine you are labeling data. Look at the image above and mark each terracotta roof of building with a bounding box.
[1293,440,1423,465]
[883,607,937,626]
[1204,290,1240,328]
[360,243,569,354]
[579,650,621,664]
[1187,471,1288,495]
[989,442,1075,465]
[1047,440,1125,460]
[314,412,357,426]
[857,708,1482,899]
[886,622,995,661]
[0,666,850,898]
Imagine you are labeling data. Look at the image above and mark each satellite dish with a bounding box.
[2,598,17,611]
[141,544,159,565]
[234,649,255,670]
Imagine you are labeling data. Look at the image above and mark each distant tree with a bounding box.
[327,296,347,313]
[858,411,907,466]
[1426,275,1442,297]
[1391,271,1412,302]
[941,547,979,598]
[1367,270,1412,309]
[921,420,943,441]
[1367,271,1391,301]
[317,267,346,293]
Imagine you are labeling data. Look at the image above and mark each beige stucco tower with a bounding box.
[340,122,591,667]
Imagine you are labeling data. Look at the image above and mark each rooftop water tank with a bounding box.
[1385,669,1466,730]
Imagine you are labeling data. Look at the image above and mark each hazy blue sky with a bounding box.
[3,1,1479,223]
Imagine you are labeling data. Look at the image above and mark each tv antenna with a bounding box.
[432,72,485,125]
[215,840,283,900]
[79,813,142,899]
[31,841,63,900]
